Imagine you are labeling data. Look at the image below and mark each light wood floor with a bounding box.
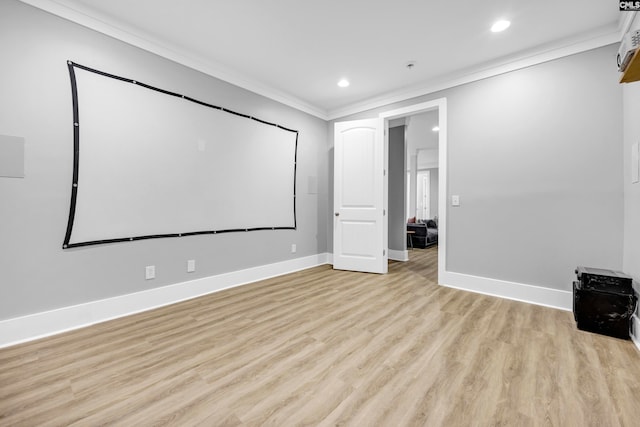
[2,246,640,426]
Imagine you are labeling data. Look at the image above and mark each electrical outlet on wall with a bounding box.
[145,265,155,280]
[187,259,196,273]
[291,244,297,253]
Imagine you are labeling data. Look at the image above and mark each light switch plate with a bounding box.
[452,195,460,206]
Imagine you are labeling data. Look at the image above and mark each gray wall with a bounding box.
[330,44,624,291]
[623,79,640,283]
[388,126,406,252]
[622,14,640,286]
[0,0,328,320]
[622,69,640,333]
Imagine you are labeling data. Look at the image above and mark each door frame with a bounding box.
[379,98,447,284]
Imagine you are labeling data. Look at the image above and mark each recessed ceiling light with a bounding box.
[491,20,511,33]
[337,79,350,88]
[432,126,440,132]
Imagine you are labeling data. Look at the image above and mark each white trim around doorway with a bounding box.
[380,98,447,284]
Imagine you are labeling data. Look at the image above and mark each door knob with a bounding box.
[335,212,340,216]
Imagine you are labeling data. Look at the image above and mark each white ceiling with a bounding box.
[22,0,625,119]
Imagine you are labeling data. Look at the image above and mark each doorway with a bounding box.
[380,99,447,283]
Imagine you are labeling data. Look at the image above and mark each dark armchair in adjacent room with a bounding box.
[406,218,438,248]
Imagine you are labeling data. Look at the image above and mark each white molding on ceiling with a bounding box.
[18,0,330,120]
[21,0,623,123]
[327,28,621,120]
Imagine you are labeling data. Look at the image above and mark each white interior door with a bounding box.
[333,118,387,274]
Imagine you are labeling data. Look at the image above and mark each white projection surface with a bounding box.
[64,63,297,248]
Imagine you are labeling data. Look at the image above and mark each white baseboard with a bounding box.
[631,314,640,353]
[388,249,409,262]
[439,271,573,311]
[0,253,330,349]
[0,253,584,349]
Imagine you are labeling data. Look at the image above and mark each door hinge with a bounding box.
[383,169,386,176]
[383,209,386,216]
[383,249,386,256]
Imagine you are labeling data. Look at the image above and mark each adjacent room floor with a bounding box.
[1,246,639,426]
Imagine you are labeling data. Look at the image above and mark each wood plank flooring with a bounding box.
[2,246,640,426]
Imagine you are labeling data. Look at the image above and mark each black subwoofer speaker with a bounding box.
[573,281,636,339]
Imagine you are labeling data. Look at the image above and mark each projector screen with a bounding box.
[63,62,298,248]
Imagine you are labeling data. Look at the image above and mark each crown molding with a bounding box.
[19,0,621,123]
[18,0,329,120]
[327,28,620,120]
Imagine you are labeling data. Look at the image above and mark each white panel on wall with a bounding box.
[307,175,318,194]
[0,135,25,178]
[65,63,298,247]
